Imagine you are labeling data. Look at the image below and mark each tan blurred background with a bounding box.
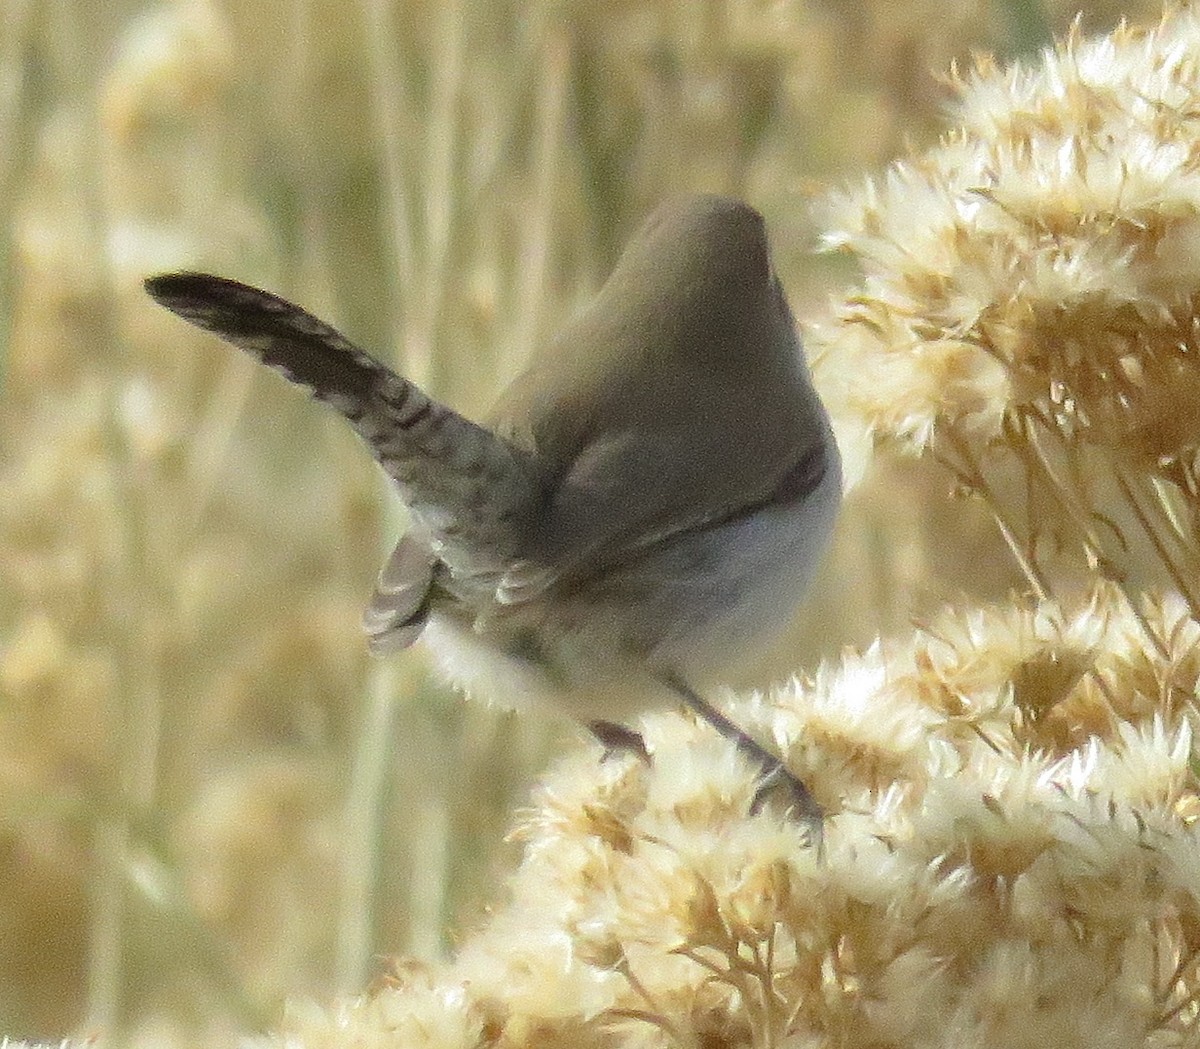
[0,0,1162,1042]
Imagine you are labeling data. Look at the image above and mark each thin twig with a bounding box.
[1115,468,1200,617]
[938,427,1051,600]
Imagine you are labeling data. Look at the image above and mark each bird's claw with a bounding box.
[751,761,825,854]
[588,720,650,762]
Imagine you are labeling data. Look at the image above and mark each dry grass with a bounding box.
[0,0,1169,1045]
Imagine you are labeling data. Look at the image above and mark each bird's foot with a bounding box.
[750,760,825,854]
[588,719,650,762]
[664,674,824,852]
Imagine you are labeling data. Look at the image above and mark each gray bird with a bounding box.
[145,194,841,829]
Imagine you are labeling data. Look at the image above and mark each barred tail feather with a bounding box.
[144,273,432,448]
[145,273,538,576]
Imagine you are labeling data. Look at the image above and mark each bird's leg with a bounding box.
[588,719,650,761]
[664,674,823,842]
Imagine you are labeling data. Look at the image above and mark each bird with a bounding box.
[144,194,842,831]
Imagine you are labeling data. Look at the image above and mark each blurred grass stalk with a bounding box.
[44,0,163,1033]
[0,0,36,391]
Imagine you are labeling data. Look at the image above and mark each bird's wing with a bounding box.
[496,419,832,605]
[145,274,542,617]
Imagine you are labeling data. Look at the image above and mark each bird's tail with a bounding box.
[145,273,537,574]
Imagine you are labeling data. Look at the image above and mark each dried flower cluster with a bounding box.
[813,8,1200,618]
[272,587,1200,1049]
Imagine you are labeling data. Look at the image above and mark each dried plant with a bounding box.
[266,8,1200,1049]
[273,588,1200,1049]
[813,10,1200,625]
[0,0,1182,1045]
